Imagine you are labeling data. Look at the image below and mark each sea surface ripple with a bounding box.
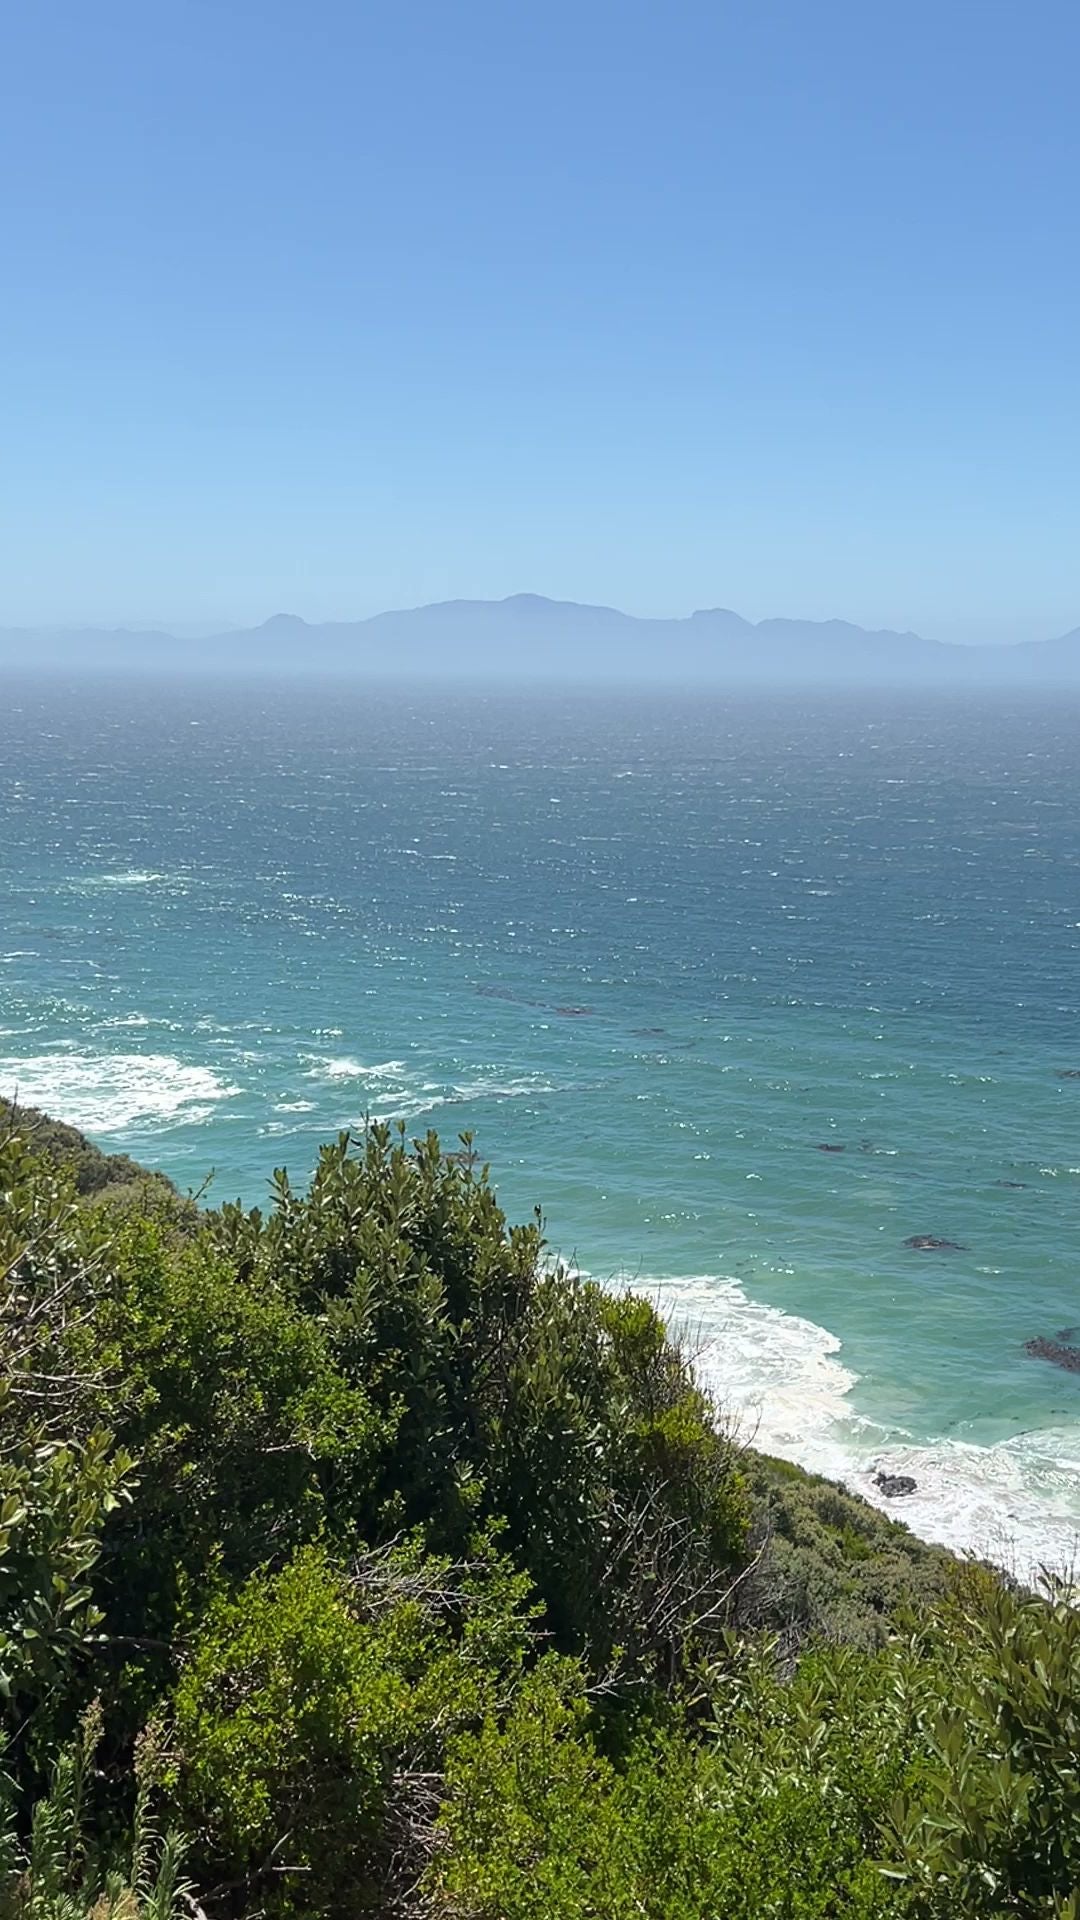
[3,679,1080,1577]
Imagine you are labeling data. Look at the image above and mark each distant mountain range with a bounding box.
[3,594,1080,684]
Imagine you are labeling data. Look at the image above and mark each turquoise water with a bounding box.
[3,677,1080,1571]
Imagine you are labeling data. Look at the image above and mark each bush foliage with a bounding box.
[1,1113,1078,1917]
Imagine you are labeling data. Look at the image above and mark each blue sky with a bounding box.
[3,0,1078,641]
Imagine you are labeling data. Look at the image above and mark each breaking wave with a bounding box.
[0,1050,241,1133]
[615,1271,1080,1586]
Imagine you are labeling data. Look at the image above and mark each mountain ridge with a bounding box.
[2,594,1079,683]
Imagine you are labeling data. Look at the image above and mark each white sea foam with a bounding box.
[303,1056,559,1121]
[361,1073,560,1123]
[306,1057,407,1082]
[100,1012,181,1031]
[76,870,169,888]
[613,1271,1080,1586]
[0,1052,240,1133]
[449,1074,558,1103]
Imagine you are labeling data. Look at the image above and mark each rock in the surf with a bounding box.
[874,1472,917,1498]
[1024,1336,1080,1374]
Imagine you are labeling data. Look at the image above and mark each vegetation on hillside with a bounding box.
[0,1103,1077,1917]
[0,1097,179,1202]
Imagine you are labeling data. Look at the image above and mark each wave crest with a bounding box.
[0,1051,240,1133]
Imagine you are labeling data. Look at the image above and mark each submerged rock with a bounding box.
[816,1142,846,1152]
[903,1235,966,1252]
[1025,1336,1080,1374]
[874,1472,917,1498]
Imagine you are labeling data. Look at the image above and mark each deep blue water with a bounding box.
[3,677,1080,1571]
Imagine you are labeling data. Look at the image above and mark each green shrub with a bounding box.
[173,1536,536,1915]
[7,1109,1080,1920]
[432,1644,912,1919]
[886,1578,1080,1916]
[0,1136,134,1767]
[208,1129,749,1680]
[92,1216,386,1653]
[744,1455,954,1648]
[0,1703,187,1920]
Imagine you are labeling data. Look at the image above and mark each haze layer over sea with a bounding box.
[3,678,1080,1577]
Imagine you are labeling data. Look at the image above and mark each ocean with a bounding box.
[3,676,1080,1577]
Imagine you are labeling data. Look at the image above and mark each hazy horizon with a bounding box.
[7,592,1080,689]
[4,1,1079,648]
[6,597,1076,651]
[4,599,1073,653]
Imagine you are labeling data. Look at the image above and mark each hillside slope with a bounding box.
[1,1110,1076,1920]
